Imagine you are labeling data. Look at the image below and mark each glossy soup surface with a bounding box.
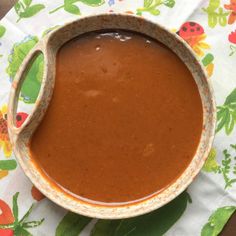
[30,31,203,203]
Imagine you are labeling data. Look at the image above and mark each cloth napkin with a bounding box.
[0,0,236,235]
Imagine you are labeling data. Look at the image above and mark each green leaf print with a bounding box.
[0,160,17,171]
[7,36,38,77]
[91,191,191,236]
[6,36,44,104]
[202,0,229,28]
[0,25,6,57]
[163,0,175,8]
[224,88,236,105]
[201,206,236,236]
[0,25,6,38]
[19,4,45,19]
[22,219,45,228]
[42,25,60,37]
[14,2,21,13]
[216,88,236,135]
[202,148,219,172]
[13,192,19,223]
[220,148,236,189]
[14,1,45,22]
[137,0,175,16]
[79,0,105,6]
[21,54,44,103]
[229,45,236,56]
[149,8,161,15]
[203,145,236,189]
[0,193,44,234]
[56,212,91,236]
[66,0,80,3]
[64,4,81,15]
[91,220,124,236]
[23,0,32,7]
[19,204,35,224]
[202,53,214,67]
[49,0,105,15]
[144,0,153,8]
[14,227,33,236]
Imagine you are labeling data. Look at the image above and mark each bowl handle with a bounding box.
[7,41,56,144]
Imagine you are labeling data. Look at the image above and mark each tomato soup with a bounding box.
[30,31,203,203]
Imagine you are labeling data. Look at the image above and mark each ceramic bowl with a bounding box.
[7,14,216,219]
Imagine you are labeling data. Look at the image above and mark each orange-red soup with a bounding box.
[30,31,203,203]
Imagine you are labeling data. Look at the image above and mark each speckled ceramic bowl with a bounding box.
[7,14,216,219]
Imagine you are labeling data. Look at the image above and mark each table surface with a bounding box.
[0,1,235,235]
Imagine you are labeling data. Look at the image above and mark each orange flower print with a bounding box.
[185,34,211,57]
[224,0,236,24]
[0,103,12,179]
[0,105,12,158]
[0,170,8,180]
[0,104,28,158]
[0,107,27,180]
[31,185,45,201]
[124,11,135,14]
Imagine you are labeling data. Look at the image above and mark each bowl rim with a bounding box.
[8,13,216,219]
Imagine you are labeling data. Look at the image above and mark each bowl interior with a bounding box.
[10,14,216,219]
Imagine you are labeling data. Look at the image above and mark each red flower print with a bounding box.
[228,30,236,56]
[0,229,14,236]
[0,199,14,225]
[0,193,45,235]
[0,199,14,236]
[229,30,236,44]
